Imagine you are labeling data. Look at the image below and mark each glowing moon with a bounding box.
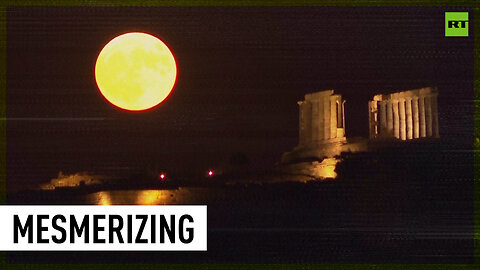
[95,32,177,111]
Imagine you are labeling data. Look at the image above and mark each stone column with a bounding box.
[337,100,344,138]
[337,101,342,128]
[386,101,393,136]
[368,101,375,138]
[311,101,318,141]
[324,97,331,140]
[432,93,439,138]
[392,100,400,139]
[330,98,337,139]
[304,101,312,144]
[375,101,381,136]
[379,101,387,135]
[419,96,426,137]
[412,97,419,139]
[318,99,325,140]
[405,98,413,140]
[399,99,406,140]
[425,95,433,137]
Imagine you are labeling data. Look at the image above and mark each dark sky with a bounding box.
[6,6,474,188]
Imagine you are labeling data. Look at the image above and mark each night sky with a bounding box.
[6,6,474,190]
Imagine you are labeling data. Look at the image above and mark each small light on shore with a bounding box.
[159,173,166,180]
[208,170,214,177]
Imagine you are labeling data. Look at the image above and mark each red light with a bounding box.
[159,173,165,180]
[208,170,213,176]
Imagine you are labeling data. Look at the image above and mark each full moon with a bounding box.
[95,32,177,111]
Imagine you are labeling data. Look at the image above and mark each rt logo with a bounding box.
[445,12,468,37]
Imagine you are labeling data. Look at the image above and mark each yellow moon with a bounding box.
[95,32,177,111]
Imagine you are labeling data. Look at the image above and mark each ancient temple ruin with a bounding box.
[368,87,439,140]
[282,90,351,163]
[298,90,346,145]
[282,86,440,165]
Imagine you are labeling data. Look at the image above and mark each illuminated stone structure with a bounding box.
[280,86,440,179]
[298,90,346,145]
[368,87,439,140]
[282,90,354,163]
